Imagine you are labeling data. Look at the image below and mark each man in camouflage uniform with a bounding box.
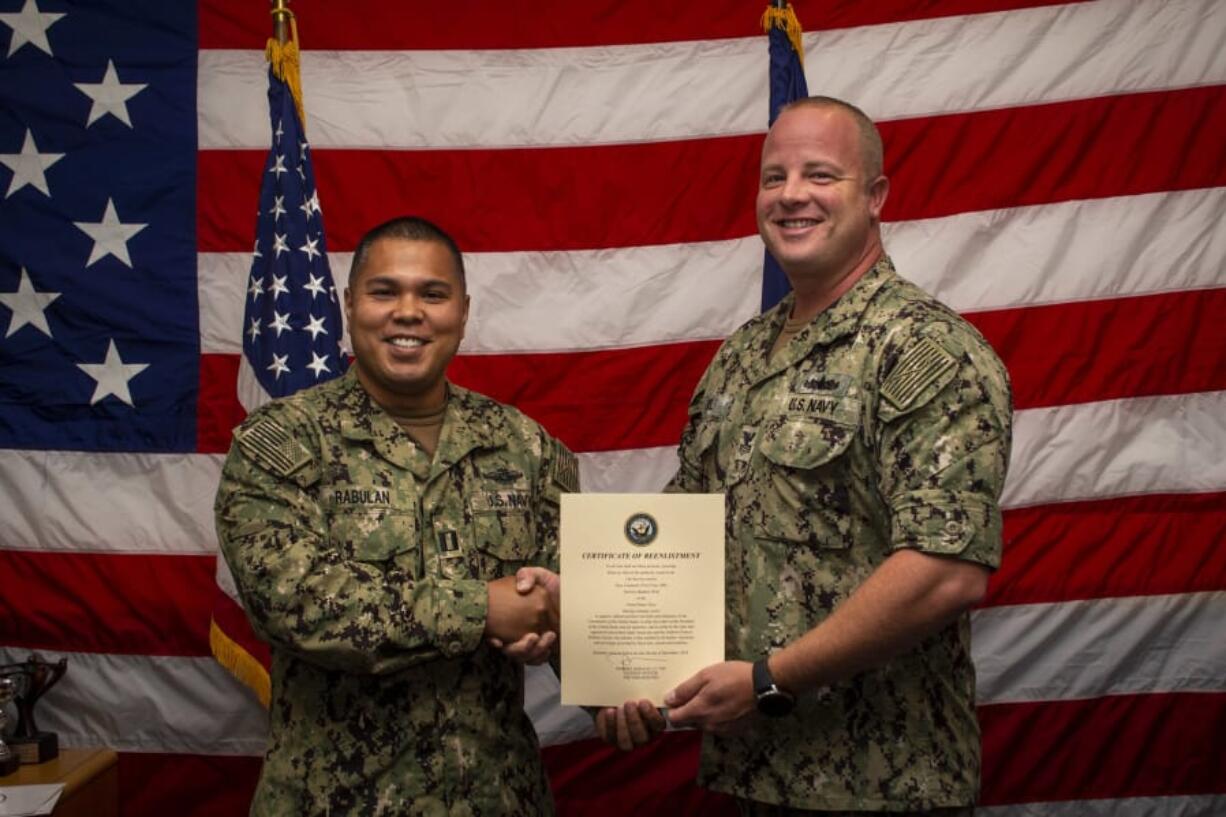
[595,98,1012,815]
[215,216,577,816]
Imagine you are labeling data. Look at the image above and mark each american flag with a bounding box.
[2,1,1224,815]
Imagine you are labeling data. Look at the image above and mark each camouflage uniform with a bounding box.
[215,370,578,816]
[669,257,1012,812]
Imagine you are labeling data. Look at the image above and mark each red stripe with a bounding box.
[198,352,244,453]
[991,492,1226,607]
[8,493,1223,658]
[0,550,215,656]
[980,692,1226,804]
[212,588,272,668]
[198,87,1226,253]
[197,284,1226,457]
[546,733,736,815]
[969,287,1226,410]
[199,0,1082,51]
[118,752,260,817]
[108,692,1225,816]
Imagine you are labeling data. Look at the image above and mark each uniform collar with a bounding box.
[755,256,897,382]
[337,371,504,477]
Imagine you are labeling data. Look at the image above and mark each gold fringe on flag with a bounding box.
[265,8,307,128]
[210,617,272,707]
[761,3,805,67]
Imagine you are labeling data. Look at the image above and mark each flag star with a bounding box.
[251,238,261,259]
[299,195,313,217]
[0,0,64,58]
[303,272,327,299]
[299,235,321,261]
[76,339,148,406]
[74,198,147,267]
[267,352,290,379]
[299,138,310,155]
[271,232,289,257]
[0,129,62,198]
[268,195,286,220]
[269,154,287,177]
[274,119,284,145]
[248,274,264,300]
[75,60,146,128]
[308,189,322,216]
[302,314,328,340]
[296,163,306,182]
[267,273,290,299]
[306,351,331,378]
[268,310,291,337]
[246,317,261,342]
[0,267,59,338]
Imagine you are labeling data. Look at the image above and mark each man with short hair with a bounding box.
[596,96,1013,816]
[215,215,576,815]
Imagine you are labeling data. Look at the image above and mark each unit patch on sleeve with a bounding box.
[881,337,957,411]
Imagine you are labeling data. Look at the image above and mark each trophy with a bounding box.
[0,654,67,764]
[0,676,18,775]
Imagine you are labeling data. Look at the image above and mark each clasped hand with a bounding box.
[486,566,560,665]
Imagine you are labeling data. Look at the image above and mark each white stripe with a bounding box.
[198,187,1226,356]
[0,450,223,554]
[979,795,1226,817]
[3,393,1223,554]
[1003,390,1226,509]
[197,0,1226,149]
[0,647,269,756]
[14,594,1221,757]
[972,592,1226,704]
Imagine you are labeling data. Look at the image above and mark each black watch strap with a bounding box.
[752,657,796,717]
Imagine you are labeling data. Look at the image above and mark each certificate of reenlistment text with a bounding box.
[560,493,725,707]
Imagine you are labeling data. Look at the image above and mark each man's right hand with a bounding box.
[594,699,667,751]
[485,574,558,644]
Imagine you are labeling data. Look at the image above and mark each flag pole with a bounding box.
[271,0,291,45]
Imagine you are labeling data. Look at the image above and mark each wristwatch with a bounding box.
[752,657,796,717]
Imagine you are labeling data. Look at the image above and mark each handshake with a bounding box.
[483,566,561,665]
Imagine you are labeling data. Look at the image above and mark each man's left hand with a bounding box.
[664,660,755,732]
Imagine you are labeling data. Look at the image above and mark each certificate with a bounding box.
[560,493,725,707]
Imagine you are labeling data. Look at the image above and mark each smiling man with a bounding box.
[595,97,1014,816]
[215,216,577,815]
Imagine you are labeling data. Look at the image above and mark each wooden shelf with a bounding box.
[1,747,118,817]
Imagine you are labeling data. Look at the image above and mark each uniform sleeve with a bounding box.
[214,402,489,675]
[666,364,719,494]
[534,429,579,574]
[875,325,1013,568]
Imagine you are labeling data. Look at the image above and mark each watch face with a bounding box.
[757,690,795,718]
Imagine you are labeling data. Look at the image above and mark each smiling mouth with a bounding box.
[777,218,821,228]
[387,337,426,348]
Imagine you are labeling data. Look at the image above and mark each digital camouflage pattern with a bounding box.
[215,370,576,816]
[669,257,1012,811]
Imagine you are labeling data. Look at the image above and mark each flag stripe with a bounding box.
[978,794,1226,817]
[117,752,262,817]
[992,493,1226,606]
[196,1,1226,150]
[199,0,1084,51]
[12,536,1226,696]
[979,692,1226,804]
[197,86,1226,253]
[198,187,1226,358]
[7,392,1224,557]
[972,592,1226,703]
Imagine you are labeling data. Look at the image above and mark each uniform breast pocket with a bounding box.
[329,509,419,570]
[469,489,538,577]
[753,417,858,548]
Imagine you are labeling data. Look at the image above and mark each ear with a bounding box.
[343,287,353,322]
[460,293,471,339]
[867,175,889,220]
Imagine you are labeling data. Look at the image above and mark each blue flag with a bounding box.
[761,3,809,312]
[238,56,347,411]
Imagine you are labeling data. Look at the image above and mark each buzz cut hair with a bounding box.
[349,215,467,290]
[781,95,885,181]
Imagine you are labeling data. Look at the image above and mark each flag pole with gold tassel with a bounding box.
[267,0,306,127]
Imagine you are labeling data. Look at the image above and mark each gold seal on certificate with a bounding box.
[560,493,725,707]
